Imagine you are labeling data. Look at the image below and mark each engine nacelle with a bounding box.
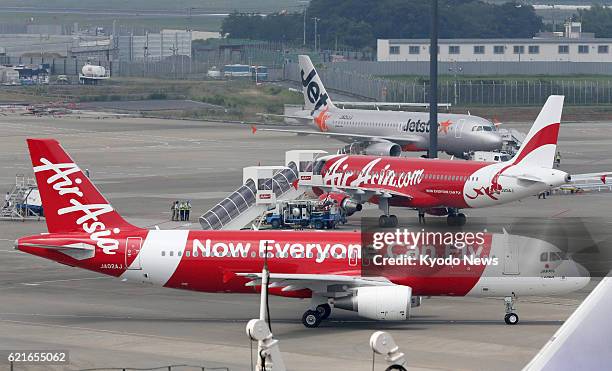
[318,192,363,216]
[338,142,401,157]
[364,142,402,157]
[334,286,412,320]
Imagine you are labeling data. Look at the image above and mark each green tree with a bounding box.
[221,1,544,50]
[580,4,612,38]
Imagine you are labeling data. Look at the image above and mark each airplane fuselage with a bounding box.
[314,154,569,209]
[17,229,588,299]
[307,108,502,155]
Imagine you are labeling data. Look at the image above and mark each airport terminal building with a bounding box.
[378,22,612,63]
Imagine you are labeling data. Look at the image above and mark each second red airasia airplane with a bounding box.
[16,122,588,328]
[306,95,570,227]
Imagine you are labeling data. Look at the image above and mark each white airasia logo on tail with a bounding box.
[33,158,120,254]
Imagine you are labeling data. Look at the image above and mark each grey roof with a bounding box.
[386,38,612,44]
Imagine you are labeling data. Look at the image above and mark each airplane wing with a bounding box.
[256,113,312,124]
[523,276,612,371]
[554,171,612,194]
[504,173,545,183]
[334,102,451,110]
[307,182,414,203]
[252,127,422,146]
[18,242,95,260]
[237,272,394,294]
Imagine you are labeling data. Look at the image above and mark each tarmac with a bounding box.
[0,114,611,371]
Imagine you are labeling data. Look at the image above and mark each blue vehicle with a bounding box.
[266,200,346,230]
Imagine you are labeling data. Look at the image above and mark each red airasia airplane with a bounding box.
[306,95,570,227]
[15,127,588,328]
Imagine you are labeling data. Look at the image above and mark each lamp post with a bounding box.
[429,0,438,159]
[312,17,320,51]
[449,61,462,107]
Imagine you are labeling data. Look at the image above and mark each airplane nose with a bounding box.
[487,133,503,150]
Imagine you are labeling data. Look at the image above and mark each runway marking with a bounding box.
[21,277,109,286]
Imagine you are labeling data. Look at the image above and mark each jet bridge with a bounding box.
[199,150,327,230]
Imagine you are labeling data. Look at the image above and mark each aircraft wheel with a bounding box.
[457,213,467,226]
[389,215,398,227]
[271,219,281,229]
[379,215,389,228]
[313,220,324,230]
[302,310,322,328]
[504,313,519,325]
[316,303,332,320]
[447,215,457,226]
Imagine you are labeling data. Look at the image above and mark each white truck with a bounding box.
[470,151,512,163]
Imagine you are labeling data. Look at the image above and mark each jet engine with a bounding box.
[334,286,412,320]
[364,142,402,157]
[319,192,363,216]
[338,142,402,157]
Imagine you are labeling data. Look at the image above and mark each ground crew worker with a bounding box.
[4,192,9,208]
[418,210,426,224]
[180,200,187,221]
[170,201,177,221]
[185,200,192,221]
[555,151,561,168]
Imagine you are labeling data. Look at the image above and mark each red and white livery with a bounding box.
[16,130,587,328]
[306,95,570,227]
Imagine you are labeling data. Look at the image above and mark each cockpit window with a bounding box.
[482,126,493,131]
[313,159,326,176]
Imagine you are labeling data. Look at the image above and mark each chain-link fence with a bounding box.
[283,62,612,106]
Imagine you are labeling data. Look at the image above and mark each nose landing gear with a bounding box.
[378,197,398,228]
[504,295,519,325]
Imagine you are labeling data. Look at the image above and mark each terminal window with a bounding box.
[528,45,539,54]
[389,46,400,55]
[449,45,460,54]
[473,45,485,54]
[513,45,524,54]
[493,45,504,54]
[578,45,589,54]
[598,45,609,54]
[409,46,420,54]
[558,45,569,54]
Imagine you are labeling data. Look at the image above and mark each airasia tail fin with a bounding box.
[26,138,137,234]
[511,95,564,168]
[298,55,336,113]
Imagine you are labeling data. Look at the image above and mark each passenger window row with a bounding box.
[159,250,349,259]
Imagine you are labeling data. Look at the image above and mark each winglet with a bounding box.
[251,125,257,134]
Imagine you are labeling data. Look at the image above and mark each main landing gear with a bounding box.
[378,197,398,228]
[447,209,467,227]
[504,295,519,325]
[302,303,332,328]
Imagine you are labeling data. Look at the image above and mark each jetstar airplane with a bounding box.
[303,95,570,227]
[253,55,502,158]
[16,137,588,328]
